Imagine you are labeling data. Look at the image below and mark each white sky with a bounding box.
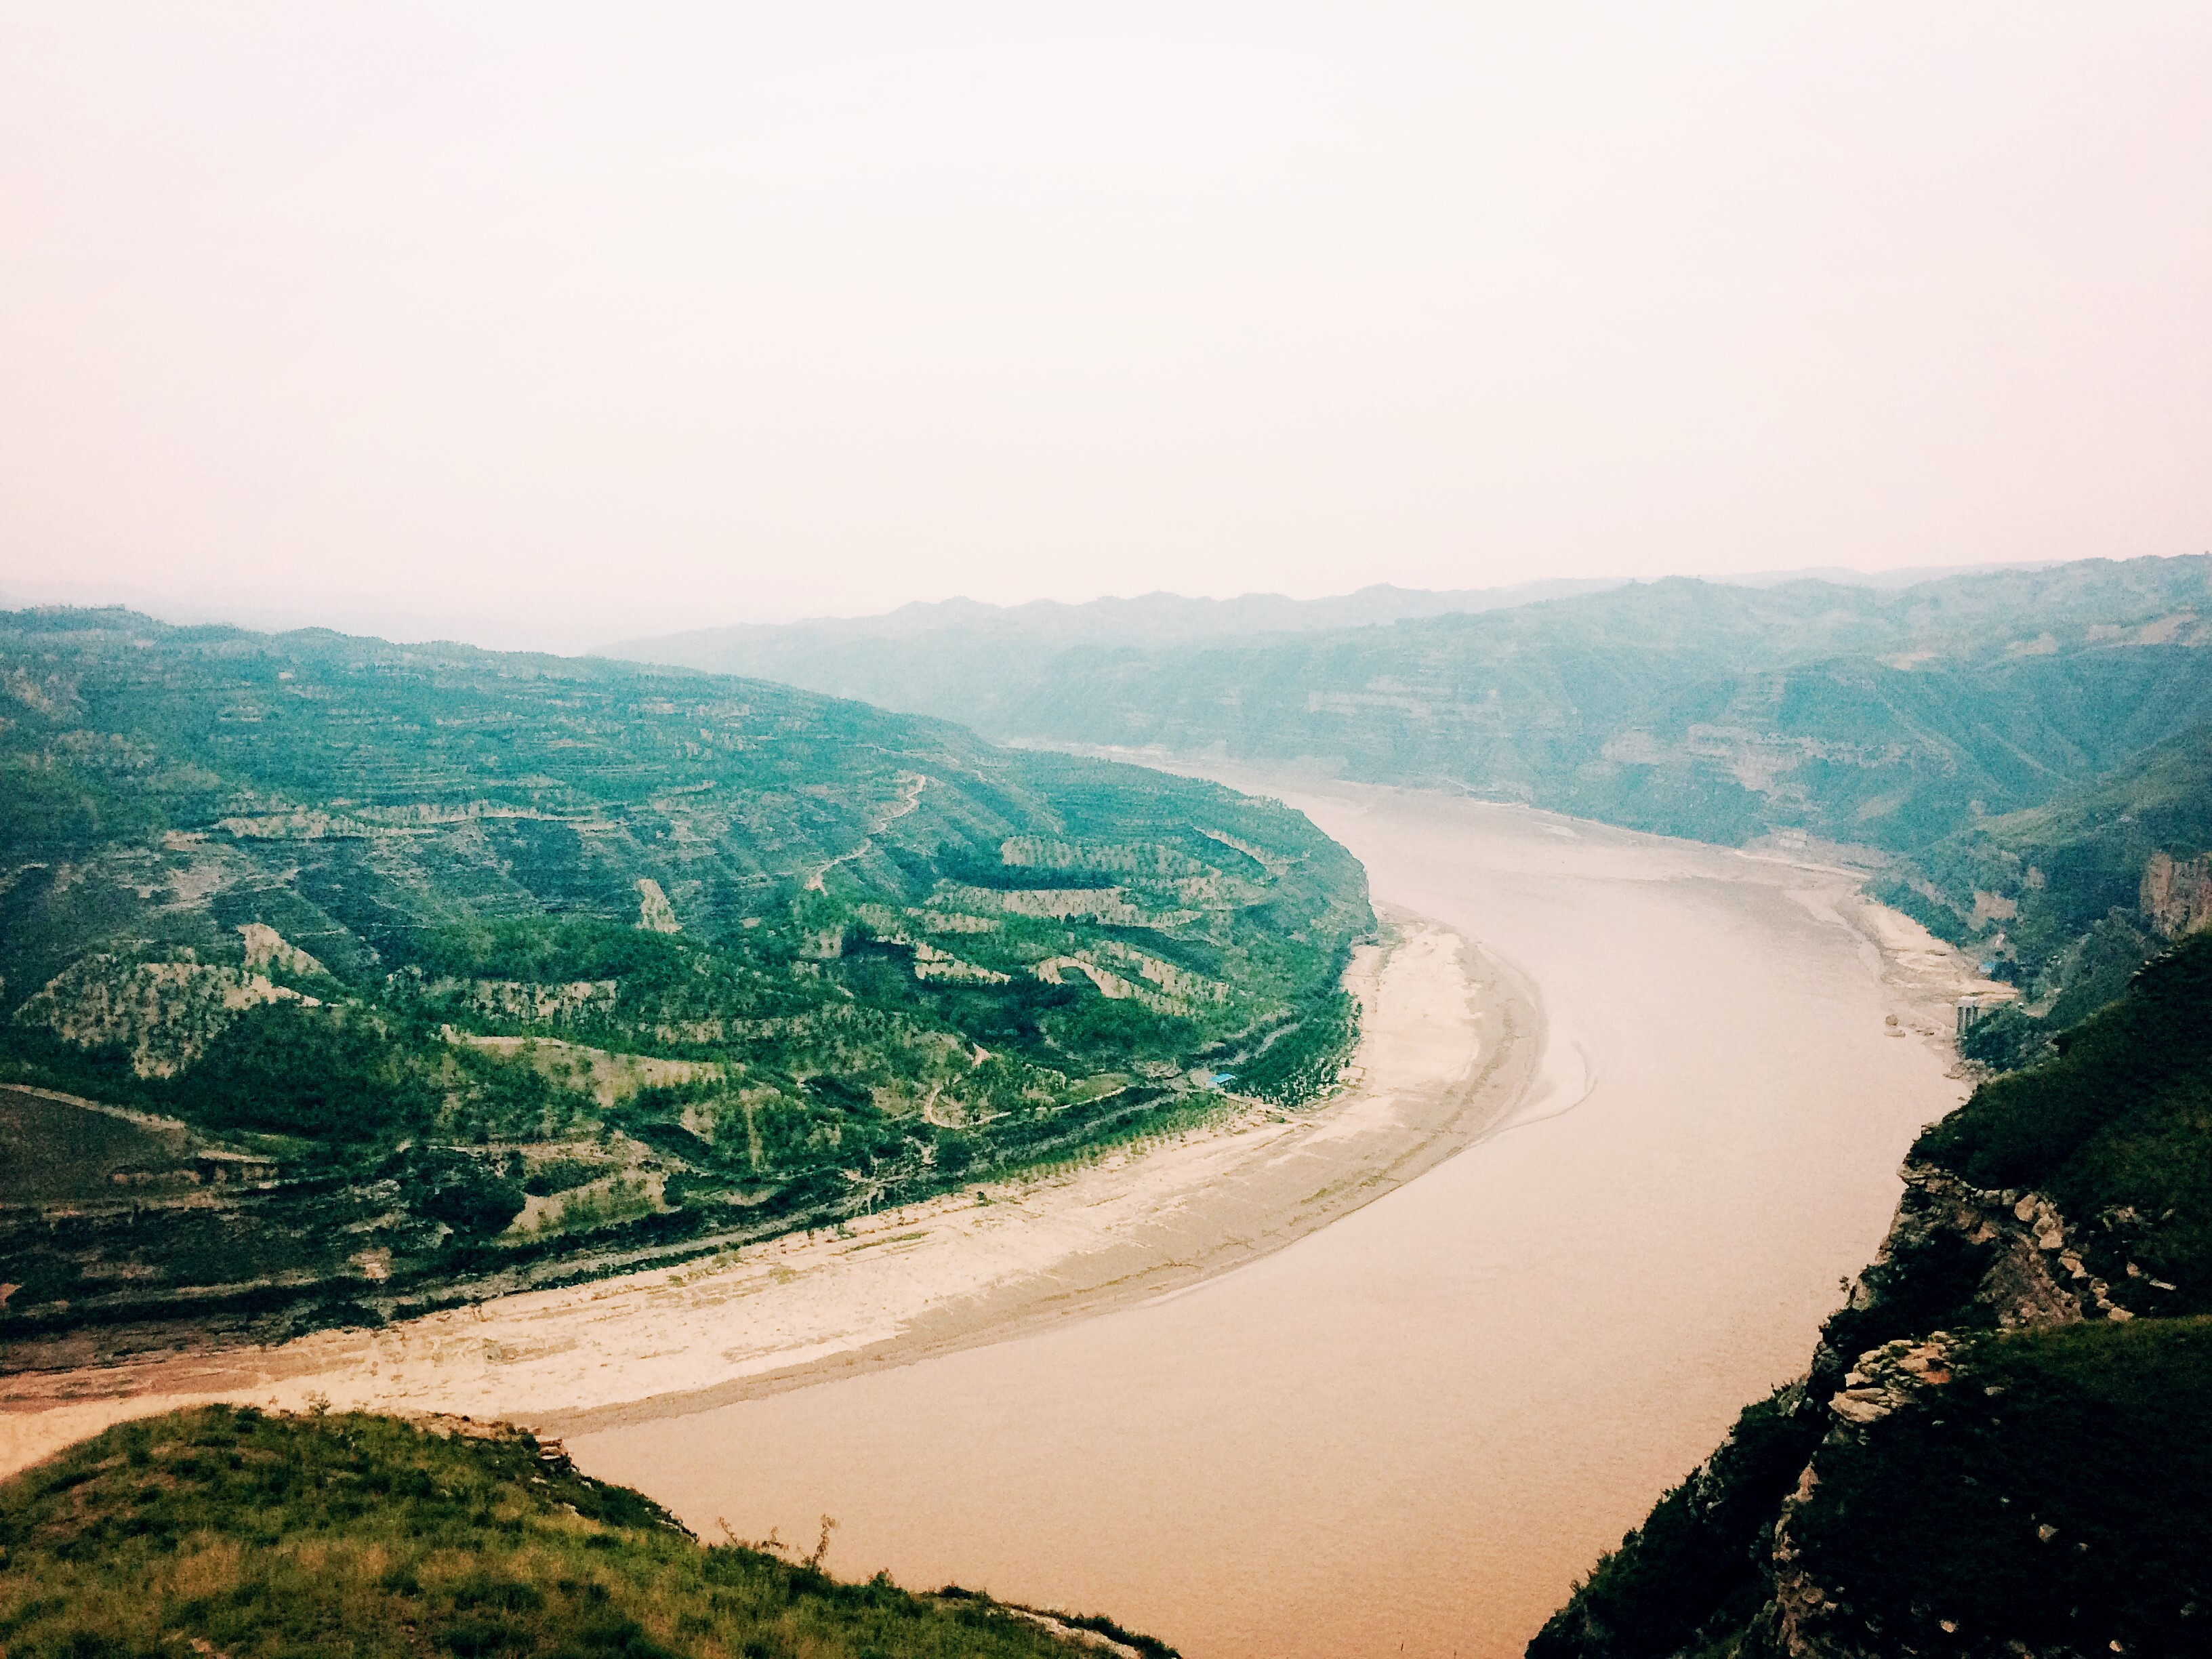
[4,3,2210,651]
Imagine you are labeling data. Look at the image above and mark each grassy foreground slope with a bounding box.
[1530,937,2212,1659]
[0,1406,1164,1658]
[0,609,1370,1356]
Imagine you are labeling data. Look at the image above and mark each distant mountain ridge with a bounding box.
[600,579,1624,722]
[985,558,2212,840]
[621,552,2212,1054]
[630,579,1620,647]
[600,562,2071,727]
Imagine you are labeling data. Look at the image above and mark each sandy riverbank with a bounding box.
[0,914,1534,1477]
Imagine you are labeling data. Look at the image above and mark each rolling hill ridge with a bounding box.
[0,607,1370,1361]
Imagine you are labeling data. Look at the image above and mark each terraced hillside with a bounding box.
[619,554,2212,1059]
[0,609,1370,1359]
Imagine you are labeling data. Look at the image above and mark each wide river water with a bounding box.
[573,782,1971,1658]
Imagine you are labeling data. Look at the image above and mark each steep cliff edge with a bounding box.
[1532,935,2212,1659]
[2142,848,2212,940]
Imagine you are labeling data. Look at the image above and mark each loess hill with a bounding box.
[0,608,1370,1360]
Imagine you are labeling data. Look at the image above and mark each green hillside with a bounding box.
[617,557,2212,852]
[0,609,1370,1357]
[972,558,2212,853]
[1875,720,2212,1065]
[1530,936,2212,1659]
[618,554,2212,1046]
[0,1405,1164,1658]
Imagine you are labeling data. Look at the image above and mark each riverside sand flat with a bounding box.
[1,914,1529,1473]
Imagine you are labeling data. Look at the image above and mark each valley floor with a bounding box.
[1,914,1525,1475]
[554,783,2007,1659]
[2,787,2016,1659]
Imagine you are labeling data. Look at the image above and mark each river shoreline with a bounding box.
[0,783,2015,1659]
[0,912,1534,1476]
[565,783,2009,1659]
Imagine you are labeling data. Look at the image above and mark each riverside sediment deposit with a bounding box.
[1,914,1521,1475]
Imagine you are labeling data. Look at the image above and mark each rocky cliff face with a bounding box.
[1534,1164,2203,1659]
[1811,1162,2144,1383]
[1531,937,2212,1659]
[2141,848,2212,940]
[1746,1173,2154,1659]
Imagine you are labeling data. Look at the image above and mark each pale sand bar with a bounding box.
[0,914,1535,1475]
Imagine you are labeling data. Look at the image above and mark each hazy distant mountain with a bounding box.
[965,557,2211,837]
[1714,558,2064,590]
[630,554,2212,1038]
[602,562,2069,730]
[600,578,1624,722]
[609,552,2210,859]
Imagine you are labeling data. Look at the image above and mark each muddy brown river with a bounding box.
[572,782,1975,1658]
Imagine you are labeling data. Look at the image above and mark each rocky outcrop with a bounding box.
[1734,1162,2175,1659]
[1816,1163,2131,1380]
[1532,1169,2145,1659]
[1822,1332,1959,1428]
[2141,848,2212,939]
[1755,1337,1963,1659]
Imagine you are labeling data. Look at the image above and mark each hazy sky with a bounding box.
[5,4,2210,650]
